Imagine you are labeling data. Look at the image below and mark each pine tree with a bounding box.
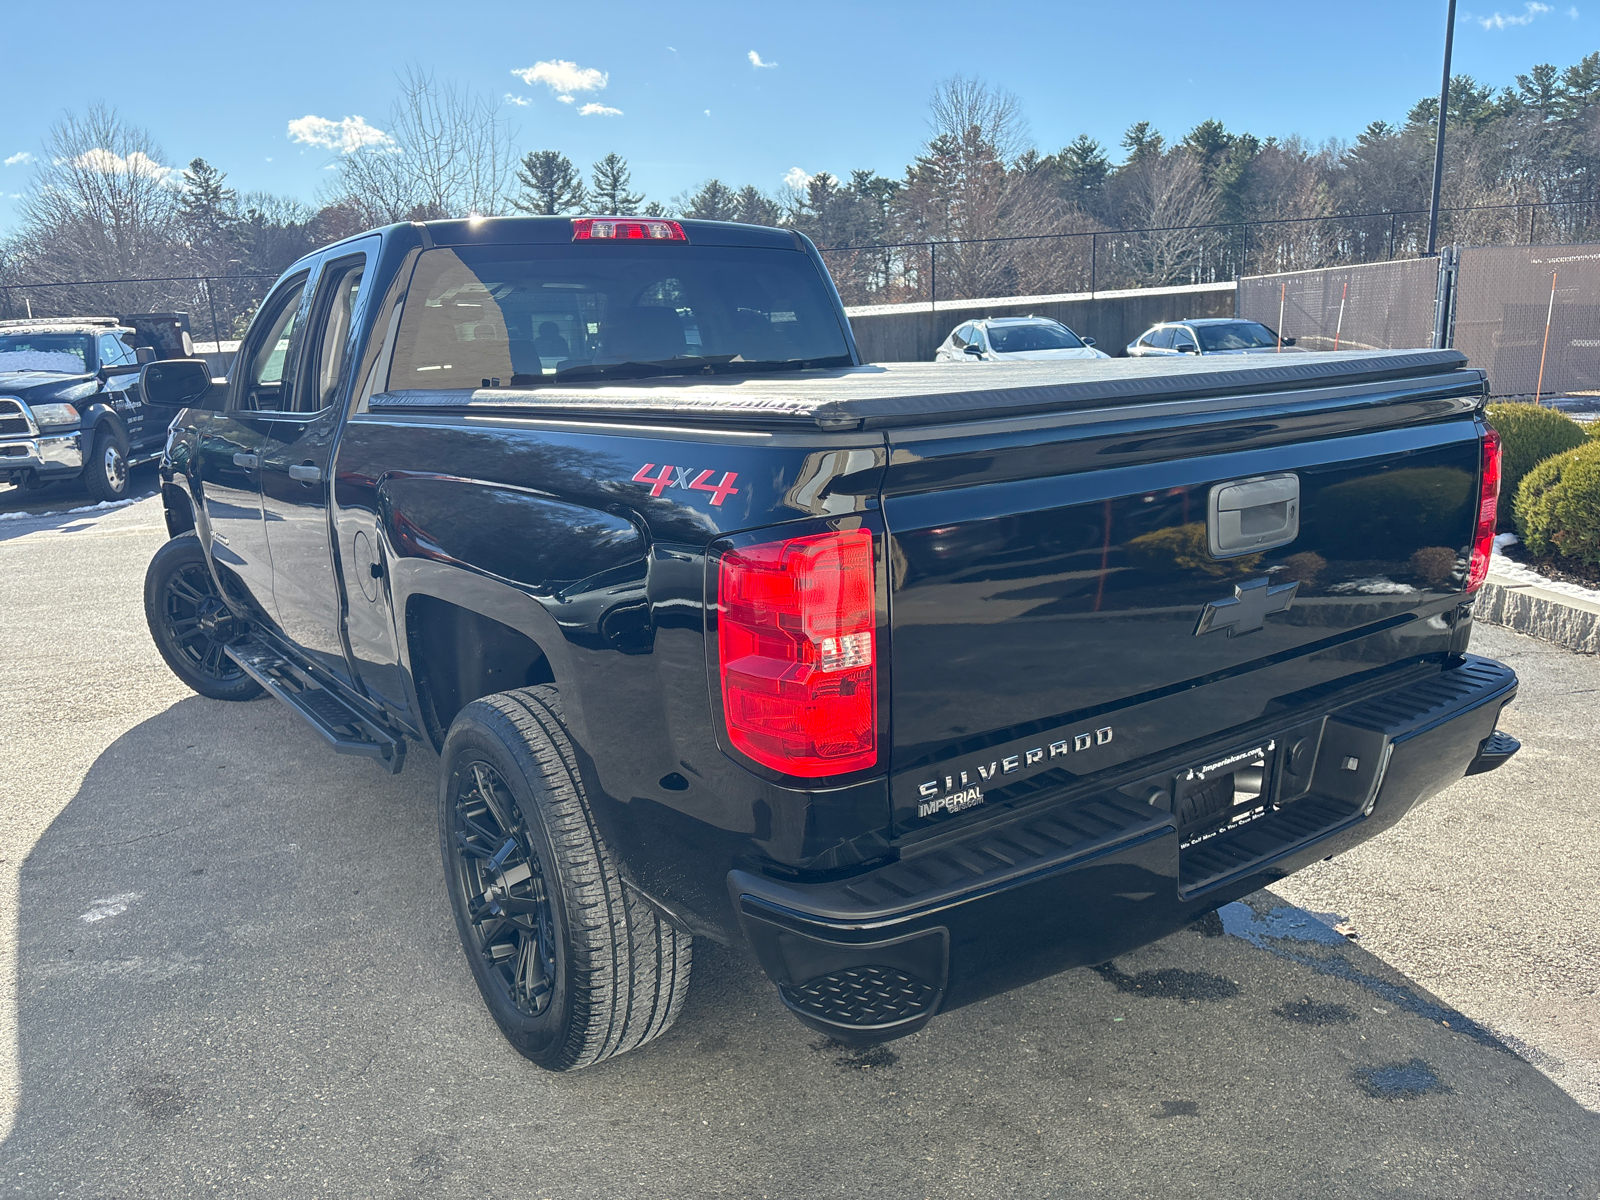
[589,153,643,215]
[682,180,738,221]
[1050,134,1111,209]
[177,157,236,247]
[1119,122,1165,168]
[512,151,586,215]
[732,185,781,226]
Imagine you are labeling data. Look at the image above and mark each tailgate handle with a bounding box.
[1209,473,1299,557]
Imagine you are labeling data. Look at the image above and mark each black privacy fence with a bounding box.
[1240,240,1600,400]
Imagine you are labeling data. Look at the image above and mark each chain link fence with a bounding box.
[817,198,1600,310]
[1240,240,1600,400]
[1453,245,1600,399]
[0,272,277,347]
[1236,258,1444,353]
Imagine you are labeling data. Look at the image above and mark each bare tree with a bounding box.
[1116,152,1219,286]
[12,104,182,315]
[332,68,516,224]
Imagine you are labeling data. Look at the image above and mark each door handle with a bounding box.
[233,452,258,469]
[288,463,322,484]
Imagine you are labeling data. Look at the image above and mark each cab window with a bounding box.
[97,333,136,369]
[298,257,366,414]
[238,275,310,412]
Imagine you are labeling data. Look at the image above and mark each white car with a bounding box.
[934,317,1110,363]
[1126,318,1301,358]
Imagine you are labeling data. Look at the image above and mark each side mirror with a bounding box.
[135,346,156,364]
[963,344,983,356]
[1282,337,1297,347]
[141,358,224,410]
[1081,337,1096,347]
[1175,343,1197,354]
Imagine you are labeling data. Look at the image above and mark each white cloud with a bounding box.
[783,167,814,190]
[1478,1,1553,27]
[579,103,623,117]
[287,114,393,154]
[1570,5,1581,15]
[69,148,178,183]
[558,95,574,104]
[705,109,711,117]
[4,151,33,167]
[748,50,777,69]
[504,93,533,107]
[511,60,607,98]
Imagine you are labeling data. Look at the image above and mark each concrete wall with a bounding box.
[843,281,1237,363]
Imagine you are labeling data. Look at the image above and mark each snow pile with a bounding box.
[1488,532,1600,605]
[0,497,139,522]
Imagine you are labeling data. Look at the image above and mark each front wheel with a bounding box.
[143,534,263,701]
[440,686,691,1071]
[83,425,130,502]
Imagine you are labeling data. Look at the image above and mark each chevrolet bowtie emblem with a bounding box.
[1194,577,1299,637]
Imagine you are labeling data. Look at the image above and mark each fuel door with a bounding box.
[1209,473,1300,557]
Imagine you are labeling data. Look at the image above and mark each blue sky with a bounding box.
[0,0,1592,232]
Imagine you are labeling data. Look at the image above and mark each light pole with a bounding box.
[1426,0,1458,257]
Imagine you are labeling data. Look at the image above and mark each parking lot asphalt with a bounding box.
[1,488,1597,1200]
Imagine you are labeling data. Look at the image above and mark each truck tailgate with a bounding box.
[882,363,1486,836]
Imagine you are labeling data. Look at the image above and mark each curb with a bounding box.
[1476,570,1600,654]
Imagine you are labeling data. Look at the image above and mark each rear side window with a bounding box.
[1148,327,1176,350]
[386,244,852,391]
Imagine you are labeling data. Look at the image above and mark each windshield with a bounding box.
[0,332,93,375]
[387,243,853,391]
[1196,321,1280,351]
[986,322,1085,353]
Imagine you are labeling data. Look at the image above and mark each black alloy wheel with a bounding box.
[143,533,263,701]
[439,687,691,1070]
[446,760,558,1019]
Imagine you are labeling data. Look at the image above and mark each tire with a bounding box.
[83,424,130,502]
[440,686,691,1071]
[143,534,263,701]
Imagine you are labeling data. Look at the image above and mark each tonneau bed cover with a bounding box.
[367,349,1475,431]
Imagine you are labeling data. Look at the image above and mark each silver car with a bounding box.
[935,317,1110,363]
[1126,318,1299,358]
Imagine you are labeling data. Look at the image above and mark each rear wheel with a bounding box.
[440,686,691,1071]
[143,534,262,701]
[83,425,130,502]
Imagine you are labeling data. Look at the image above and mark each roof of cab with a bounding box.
[410,214,802,251]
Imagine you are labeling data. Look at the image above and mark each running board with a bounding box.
[226,638,406,773]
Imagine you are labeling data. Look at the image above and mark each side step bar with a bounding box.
[226,637,406,774]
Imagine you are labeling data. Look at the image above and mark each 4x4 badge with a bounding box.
[631,463,740,506]
[1195,577,1298,637]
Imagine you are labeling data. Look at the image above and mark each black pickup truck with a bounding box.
[0,314,193,499]
[138,215,1520,1071]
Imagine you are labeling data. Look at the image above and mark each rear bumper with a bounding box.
[0,433,83,478]
[731,654,1518,1043]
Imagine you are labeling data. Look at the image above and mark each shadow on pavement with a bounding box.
[3,695,1596,1199]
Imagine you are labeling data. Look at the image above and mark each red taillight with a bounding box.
[571,217,687,242]
[1466,428,1502,593]
[716,528,877,777]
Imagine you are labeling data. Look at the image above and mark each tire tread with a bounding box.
[464,685,691,1069]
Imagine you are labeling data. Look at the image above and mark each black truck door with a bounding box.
[95,333,150,450]
[258,249,373,684]
[196,272,311,623]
